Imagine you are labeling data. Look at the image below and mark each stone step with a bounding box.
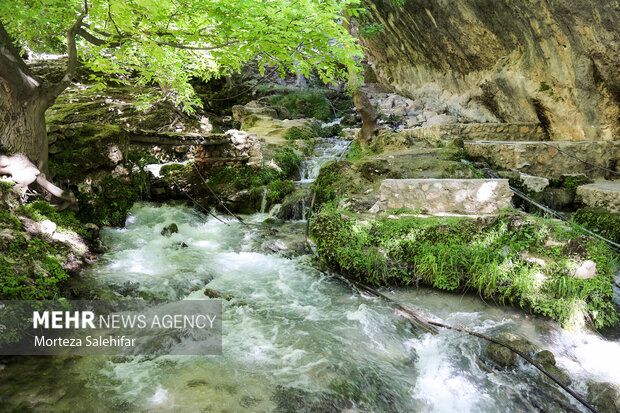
[401,122,546,143]
[464,140,620,179]
[576,181,620,213]
[370,179,513,215]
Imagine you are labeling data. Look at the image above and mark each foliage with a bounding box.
[266,179,296,204]
[16,200,93,239]
[311,209,618,329]
[1,0,364,111]
[126,151,159,167]
[0,204,73,300]
[312,161,354,205]
[573,207,620,243]
[285,126,318,142]
[160,163,185,177]
[270,91,333,121]
[206,147,301,198]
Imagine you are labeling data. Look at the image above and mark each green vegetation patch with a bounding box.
[311,209,618,329]
[75,174,148,227]
[284,125,319,141]
[573,207,620,244]
[270,91,333,121]
[0,201,82,300]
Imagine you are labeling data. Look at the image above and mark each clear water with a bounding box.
[0,203,618,412]
[297,137,350,184]
[1,134,619,412]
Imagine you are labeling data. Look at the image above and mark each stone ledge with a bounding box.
[576,181,620,213]
[370,178,513,215]
[401,122,546,143]
[464,141,620,179]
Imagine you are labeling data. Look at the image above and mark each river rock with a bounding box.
[161,223,179,236]
[484,332,535,369]
[572,260,598,280]
[204,288,232,300]
[533,350,571,386]
[587,381,620,413]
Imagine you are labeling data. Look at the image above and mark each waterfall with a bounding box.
[260,187,268,213]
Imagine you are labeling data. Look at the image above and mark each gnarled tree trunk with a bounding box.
[0,18,81,173]
[0,86,48,171]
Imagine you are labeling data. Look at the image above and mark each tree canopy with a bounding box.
[1,0,363,111]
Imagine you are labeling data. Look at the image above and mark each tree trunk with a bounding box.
[353,89,379,148]
[0,86,49,172]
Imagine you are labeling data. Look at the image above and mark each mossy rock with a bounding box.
[533,350,571,386]
[311,210,618,329]
[160,163,185,177]
[277,187,312,220]
[587,381,620,413]
[485,333,535,368]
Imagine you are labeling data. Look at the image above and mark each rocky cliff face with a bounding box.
[360,0,620,141]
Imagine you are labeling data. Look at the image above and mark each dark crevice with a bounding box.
[531,98,551,140]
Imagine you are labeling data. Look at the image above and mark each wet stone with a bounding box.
[161,223,179,236]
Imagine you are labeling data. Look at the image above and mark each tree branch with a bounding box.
[77,27,121,47]
[44,14,86,104]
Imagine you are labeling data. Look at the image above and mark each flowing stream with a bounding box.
[1,137,619,413]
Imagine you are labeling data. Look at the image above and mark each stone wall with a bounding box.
[370,178,513,214]
[465,141,620,179]
[577,182,620,213]
[359,0,620,141]
[402,123,546,143]
[194,130,262,170]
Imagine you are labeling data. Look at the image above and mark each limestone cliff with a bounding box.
[360,0,620,141]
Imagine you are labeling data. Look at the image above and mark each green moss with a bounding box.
[127,150,159,167]
[311,161,354,205]
[319,123,342,138]
[0,207,73,300]
[560,175,592,190]
[266,179,295,204]
[311,210,618,329]
[0,180,15,192]
[270,92,333,121]
[285,125,318,141]
[76,174,147,227]
[573,207,620,243]
[538,81,551,92]
[160,163,185,177]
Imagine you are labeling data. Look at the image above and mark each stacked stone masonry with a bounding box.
[402,123,547,143]
[465,141,620,179]
[371,179,513,215]
[194,130,262,169]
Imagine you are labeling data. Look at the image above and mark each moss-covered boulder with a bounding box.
[485,333,535,368]
[587,381,620,413]
[533,350,572,386]
[0,187,96,301]
[311,209,618,329]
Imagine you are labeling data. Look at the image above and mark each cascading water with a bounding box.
[282,123,350,220]
[1,203,618,412]
[297,137,350,184]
